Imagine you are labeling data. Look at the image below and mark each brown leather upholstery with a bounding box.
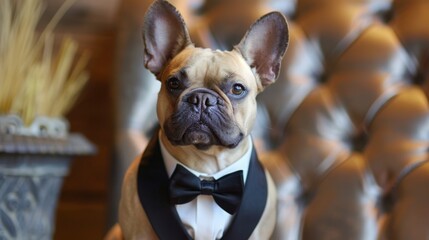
[257,0,429,239]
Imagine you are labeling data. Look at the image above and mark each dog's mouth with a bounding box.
[182,123,214,150]
[165,114,243,150]
[163,90,244,150]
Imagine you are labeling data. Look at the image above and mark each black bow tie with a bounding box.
[168,164,244,215]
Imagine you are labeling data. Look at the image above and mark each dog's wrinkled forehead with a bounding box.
[161,47,258,89]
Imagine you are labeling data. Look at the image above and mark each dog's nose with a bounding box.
[186,91,218,111]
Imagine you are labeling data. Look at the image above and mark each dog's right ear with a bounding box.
[142,0,192,77]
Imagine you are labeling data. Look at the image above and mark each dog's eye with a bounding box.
[231,84,246,95]
[167,77,181,90]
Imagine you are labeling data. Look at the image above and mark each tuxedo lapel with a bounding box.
[137,134,268,240]
[137,134,192,240]
[222,147,268,240]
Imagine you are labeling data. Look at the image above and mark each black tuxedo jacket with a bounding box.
[137,134,269,240]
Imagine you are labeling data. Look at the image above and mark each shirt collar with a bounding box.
[159,133,252,183]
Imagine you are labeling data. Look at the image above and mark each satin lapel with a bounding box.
[137,134,192,240]
[222,147,268,240]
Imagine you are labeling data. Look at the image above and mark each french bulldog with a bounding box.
[108,0,289,239]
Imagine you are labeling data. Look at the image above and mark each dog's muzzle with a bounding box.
[164,88,243,149]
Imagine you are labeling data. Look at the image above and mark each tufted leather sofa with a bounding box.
[255,0,429,239]
[113,0,429,239]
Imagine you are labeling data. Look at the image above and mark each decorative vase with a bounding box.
[0,115,96,240]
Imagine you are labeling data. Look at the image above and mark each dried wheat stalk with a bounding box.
[0,0,89,125]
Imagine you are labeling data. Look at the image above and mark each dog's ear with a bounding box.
[142,0,192,77]
[236,12,289,90]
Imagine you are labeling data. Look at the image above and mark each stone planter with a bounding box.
[0,115,96,240]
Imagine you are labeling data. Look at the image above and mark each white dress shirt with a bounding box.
[159,137,252,240]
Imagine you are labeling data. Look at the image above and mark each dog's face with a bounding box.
[158,48,259,150]
[143,0,289,150]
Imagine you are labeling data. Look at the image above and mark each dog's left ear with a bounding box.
[142,0,192,77]
[236,12,289,90]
